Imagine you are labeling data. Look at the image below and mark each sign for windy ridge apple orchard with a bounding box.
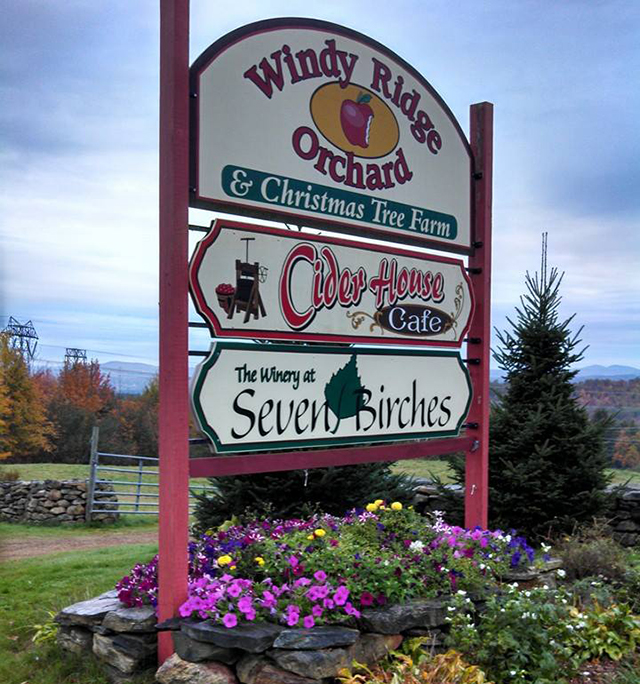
[190,219,474,346]
[190,19,473,253]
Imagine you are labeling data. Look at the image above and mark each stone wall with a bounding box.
[413,481,640,547]
[0,479,118,524]
[56,561,561,684]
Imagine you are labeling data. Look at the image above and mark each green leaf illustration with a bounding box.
[357,92,372,104]
[324,355,366,421]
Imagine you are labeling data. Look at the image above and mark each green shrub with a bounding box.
[564,600,640,662]
[191,462,416,532]
[556,522,627,582]
[446,582,640,684]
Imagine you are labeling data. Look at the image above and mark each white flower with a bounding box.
[541,543,551,553]
[556,569,566,578]
[524,591,531,597]
[447,606,456,612]
[409,540,425,553]
[479,563,486,570]
[457,590,467,596]
[510,671,516,676]
[542,584,549,590]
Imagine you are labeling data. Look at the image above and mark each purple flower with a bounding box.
[313,570,327,583]
[303,615,315,629]
[223,613,237,628]
[312,604,324,617]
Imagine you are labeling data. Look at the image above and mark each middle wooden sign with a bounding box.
[190,219,474,347]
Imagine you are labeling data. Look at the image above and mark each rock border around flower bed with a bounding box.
[56,560,562,684]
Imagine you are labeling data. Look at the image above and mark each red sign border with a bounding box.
[189,17,475,256]
[189,218,475,348]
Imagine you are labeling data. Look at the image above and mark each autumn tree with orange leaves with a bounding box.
[45,358,117,463]
[0,333,54,460]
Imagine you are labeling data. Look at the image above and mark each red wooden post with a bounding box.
[158,0,190,664]
[465,102,493,529]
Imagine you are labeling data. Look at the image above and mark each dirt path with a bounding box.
[0,529,158,562]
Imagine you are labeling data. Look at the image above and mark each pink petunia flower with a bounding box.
[333,586,349,606]
[237,596,253,613]
[303,615,315,629]
[223,613,237,628]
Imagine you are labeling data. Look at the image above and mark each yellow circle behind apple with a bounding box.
[310,82,400,159]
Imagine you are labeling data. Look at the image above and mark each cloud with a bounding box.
[1,0,639,370]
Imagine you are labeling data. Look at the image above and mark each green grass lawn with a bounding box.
[0,544,158,684]
[3,460,638,491]
[390,458,640,487]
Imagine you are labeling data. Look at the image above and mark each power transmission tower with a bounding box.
[65,347,87,363]
[2,317,38,361]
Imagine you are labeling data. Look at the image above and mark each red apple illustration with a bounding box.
[340,92,374,148]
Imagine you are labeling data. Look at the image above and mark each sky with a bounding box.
[1,0,638,376]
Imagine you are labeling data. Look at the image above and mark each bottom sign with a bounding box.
[191,342,472,453]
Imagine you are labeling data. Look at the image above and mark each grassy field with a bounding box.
[390,458,640,486]
[2,460,639,489]
[0,544,158,684]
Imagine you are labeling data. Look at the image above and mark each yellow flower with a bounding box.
[374,499,384,506]
[229,565,236,571]
[217,555,232,566]
[314,529,326,537]
[254,556,265,566]
[307,534,315,540]
[366,503,378,513]
[391,502,403,511]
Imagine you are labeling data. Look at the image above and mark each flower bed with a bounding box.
[117,504,537,629]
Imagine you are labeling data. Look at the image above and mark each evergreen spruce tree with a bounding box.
[192,462,415,533]
[441,239,611,540]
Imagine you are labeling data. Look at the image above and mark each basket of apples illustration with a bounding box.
[215,283,235,314]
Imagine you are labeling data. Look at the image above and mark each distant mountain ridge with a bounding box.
[102,362,640,393]
[102,361,158,394]
[574,365,640,380]
[490,365,640,383]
